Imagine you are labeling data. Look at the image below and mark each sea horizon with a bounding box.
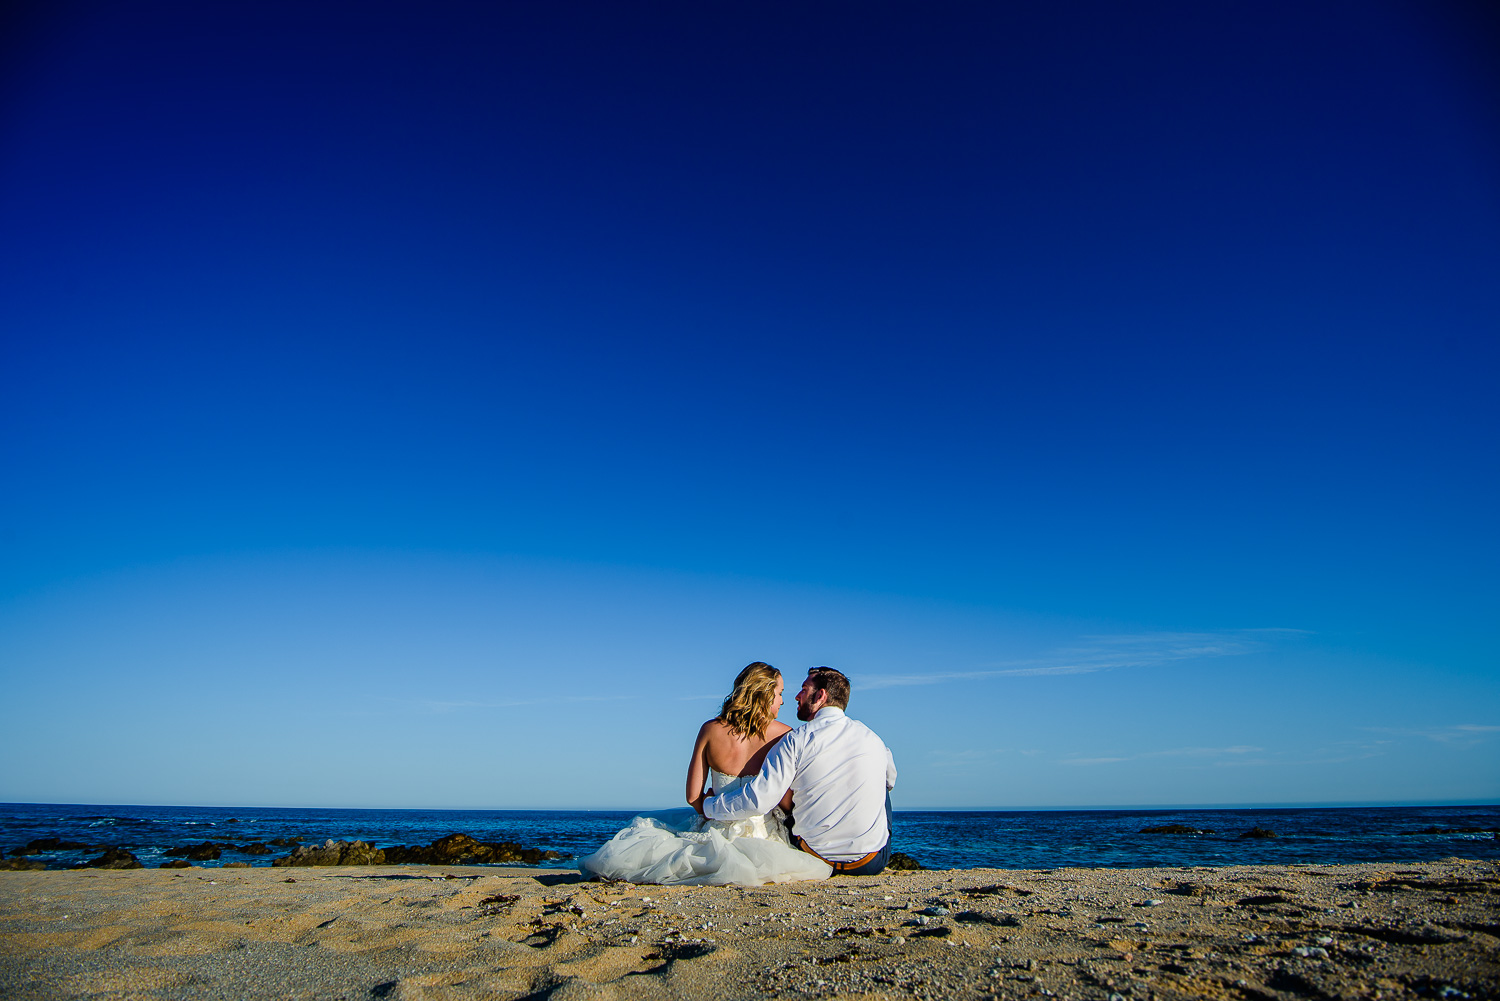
[6,801,1496,872]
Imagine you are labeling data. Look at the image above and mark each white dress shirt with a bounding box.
[704,707,896,861]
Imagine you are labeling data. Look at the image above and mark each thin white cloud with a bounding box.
[854,629,1300,690]
[1058,745,1265,767]
[1140,745,1263,758]
[1360,724,1500,745]
[378,694,640,713]
[927,747,1015,768]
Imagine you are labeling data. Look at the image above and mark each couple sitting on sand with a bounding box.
[580,663,897,886]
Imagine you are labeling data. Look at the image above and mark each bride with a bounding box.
[578,662,832,885]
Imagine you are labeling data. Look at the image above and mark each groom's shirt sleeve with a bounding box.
[703,734,799,821]
[886,746,897,791]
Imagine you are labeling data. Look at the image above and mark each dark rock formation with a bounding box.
[164,842,223,861]
[886,852,925,870]
[235,842,273,855]
[268,837,303,846]
[1140,824,1215,835]
[272,839,385,867]
[12,838,91,856]
[72,848,143,869]
[223,861,251,868]
[269,833,567,867]
[379,833,565,865]
[1239,826,1278,839]
[0,857,47,871]
[160,860,192,869]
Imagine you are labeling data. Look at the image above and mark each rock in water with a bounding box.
[12,838,91,856]
[1140,824,1215,835]
[1239,826,1278,839]
[164,842,223,861]
[72,848,143,870]
[886,852,926,870]
[381,833,565,865]
[272,839,385,867]
[0,857,47,871]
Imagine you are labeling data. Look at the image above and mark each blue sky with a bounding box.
[2,0,1496,809]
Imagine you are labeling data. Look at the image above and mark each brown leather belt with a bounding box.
[795,836,878,873]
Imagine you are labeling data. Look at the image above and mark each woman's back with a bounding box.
[703,718,792,776]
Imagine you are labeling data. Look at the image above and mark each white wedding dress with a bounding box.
[578,769,832,885]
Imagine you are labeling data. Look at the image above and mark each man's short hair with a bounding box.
[805,666,850,709]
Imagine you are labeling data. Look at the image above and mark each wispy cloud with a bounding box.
[1058,745,1265,767]
[854,629,1302,690]
[1360,724,1500,746]
[377,694,640,713]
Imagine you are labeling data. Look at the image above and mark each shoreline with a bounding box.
[3,859,1496,1000]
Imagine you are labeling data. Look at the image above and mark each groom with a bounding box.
[704,666,896,876]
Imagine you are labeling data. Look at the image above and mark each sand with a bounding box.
[1,859,1495,1000]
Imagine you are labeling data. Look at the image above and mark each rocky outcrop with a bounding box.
[887,852,925,870]
[1239,826,1278,839]
[269,833,566,867]
[159,860,193,869]
[272,839,386,867]
[72,848,143,869]
[379,833,565,865]
[1140,824,1215,835]
[12,838,91,856]
[164,842,222,861]
[0,857,47,870]
[236,842,273,855]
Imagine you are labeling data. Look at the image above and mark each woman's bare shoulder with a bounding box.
[765,720,793,739]
[699,718,732,743]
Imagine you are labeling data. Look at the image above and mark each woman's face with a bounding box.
[771,675,785,717]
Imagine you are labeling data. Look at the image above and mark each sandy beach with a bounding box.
[1,859,1495,1000]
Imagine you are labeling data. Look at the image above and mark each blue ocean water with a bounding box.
[2,802,1496,871]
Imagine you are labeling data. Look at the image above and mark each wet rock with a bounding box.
[886,852,926,870]
[160,860,193,869]
[1140,824,1214,835]
[13,838,91,856]
[268,837,303,846]
[1239,826,1278,839]
[235,842,273,855]
[272,839,385,867]
[164,842,223,861]
[223,861,251,868]
[0,857,47,871]
[379,833,564,865]
[72,848,143,870]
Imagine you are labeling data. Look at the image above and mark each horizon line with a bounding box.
[4,799,1496,813]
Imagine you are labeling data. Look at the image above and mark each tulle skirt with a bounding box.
[578,812,832,886]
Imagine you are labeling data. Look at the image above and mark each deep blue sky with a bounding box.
[2,1,1496,809]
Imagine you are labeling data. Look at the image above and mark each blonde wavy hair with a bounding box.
[718,662,782,738]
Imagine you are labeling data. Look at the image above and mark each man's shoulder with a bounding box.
[805,710,881,741]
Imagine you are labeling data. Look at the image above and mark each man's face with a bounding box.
[794,679,824,721]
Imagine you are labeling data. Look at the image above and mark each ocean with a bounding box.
[3,802,1496,871]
